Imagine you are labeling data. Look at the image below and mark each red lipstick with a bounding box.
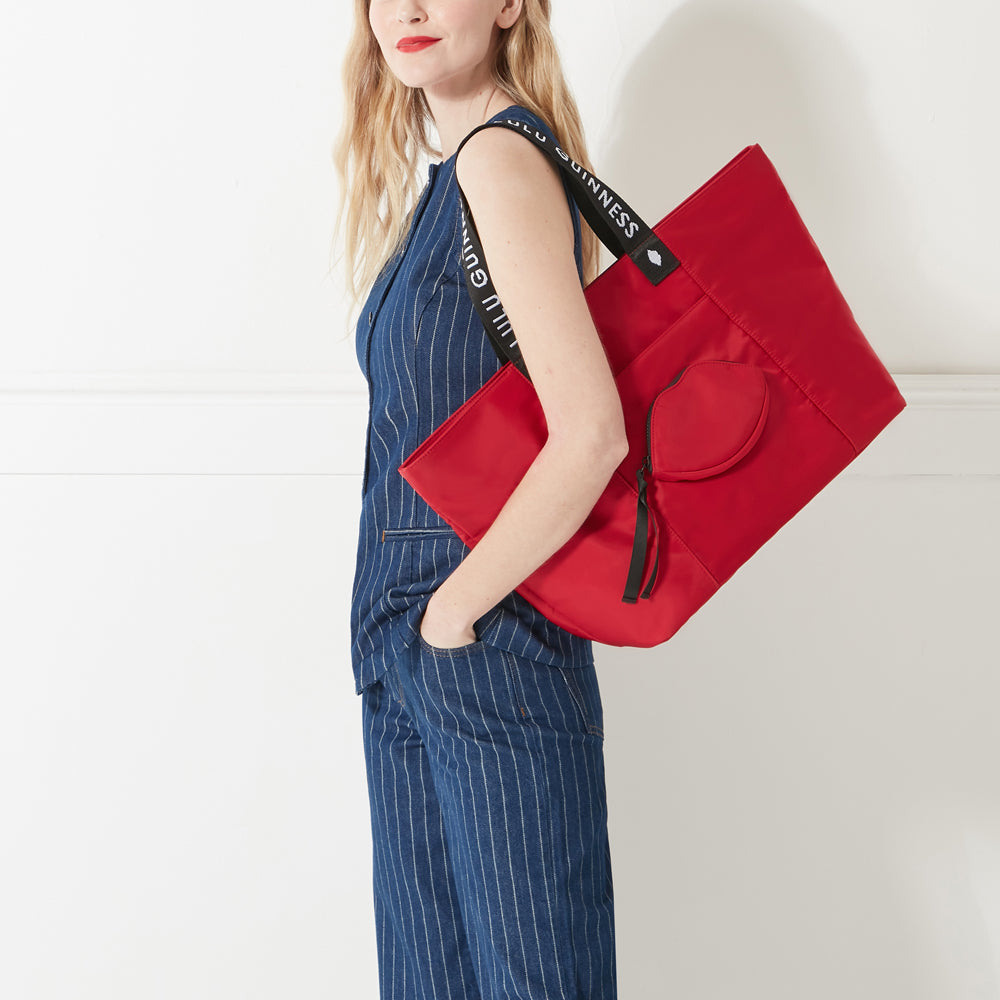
[397,36,440,53]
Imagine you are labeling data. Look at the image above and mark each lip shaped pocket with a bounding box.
[649,360,769,481]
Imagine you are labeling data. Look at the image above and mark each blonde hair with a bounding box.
[330,0,600,338]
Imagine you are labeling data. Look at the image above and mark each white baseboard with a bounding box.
[0,373,995,476]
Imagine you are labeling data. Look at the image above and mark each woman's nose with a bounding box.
[395,4,427,23]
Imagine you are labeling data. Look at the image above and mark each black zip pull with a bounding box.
[623,371,682,605]
[623,455,658,603]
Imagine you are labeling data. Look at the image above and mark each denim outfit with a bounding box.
[352,105,617,999]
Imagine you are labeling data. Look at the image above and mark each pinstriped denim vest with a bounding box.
[349,105,596,696]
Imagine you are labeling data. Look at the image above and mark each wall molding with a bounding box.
[0,371,994,404]
[891,374,1000,409]
[0,373,996,476]
[0,370,367,401]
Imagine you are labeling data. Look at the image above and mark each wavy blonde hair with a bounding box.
[330,0,600,338]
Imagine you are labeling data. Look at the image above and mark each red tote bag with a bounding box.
[399,120,906,647]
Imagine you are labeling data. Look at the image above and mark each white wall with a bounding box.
[1,2,998,999]
[564,0,1000,372]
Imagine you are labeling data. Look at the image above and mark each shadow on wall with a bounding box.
[595,0,950,371]
[588,9,1000,999]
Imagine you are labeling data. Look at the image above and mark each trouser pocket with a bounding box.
[502,652,605,740]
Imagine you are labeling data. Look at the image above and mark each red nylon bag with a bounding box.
[399,121,906,647]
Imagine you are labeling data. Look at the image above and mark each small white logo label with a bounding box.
[647,248,662,267]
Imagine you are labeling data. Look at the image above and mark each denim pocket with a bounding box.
[502,653,605,740]
[415,630,486,656]
[415,605,503,657]
[556,665,605,739]
[380,526,456,542]
[381,525,463,596]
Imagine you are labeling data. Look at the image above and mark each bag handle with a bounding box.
[453,117,681,381]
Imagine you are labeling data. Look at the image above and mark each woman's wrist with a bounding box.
[428,579,477,631]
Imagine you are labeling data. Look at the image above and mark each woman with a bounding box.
[333,2,626,997]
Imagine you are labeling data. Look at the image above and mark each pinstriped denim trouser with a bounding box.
[361,632,617,1000]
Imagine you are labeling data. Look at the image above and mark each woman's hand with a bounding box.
[418,593,478,649]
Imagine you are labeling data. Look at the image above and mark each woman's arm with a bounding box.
[418,125,629,649]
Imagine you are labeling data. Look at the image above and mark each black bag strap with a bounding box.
[453,117,681,380]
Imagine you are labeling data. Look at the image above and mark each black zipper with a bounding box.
[625,365,686,602]
[643,366,686,468]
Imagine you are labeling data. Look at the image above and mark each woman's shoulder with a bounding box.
[456,104,562,185]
